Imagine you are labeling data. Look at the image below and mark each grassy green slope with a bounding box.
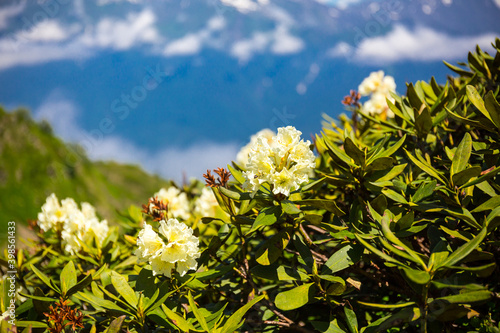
[0,107,170,239]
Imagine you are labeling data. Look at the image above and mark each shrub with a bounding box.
[2,39,500,333]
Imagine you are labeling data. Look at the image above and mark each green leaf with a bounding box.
[451,133,472,178]
[484,90,500,128]
[281,200,301,214]
[344,137,365,167]
[407,83,424,109]
[404,149,447,185]
[412,180,436,203]
[301,177,327,192]
[444,61,473,77]
[295,199,345,216]
[15,321,48,328]
[401,268,430,285]
[438,227,487,269]
[256,230,291,265]
[104,315,126,333]
[344,307,358,333]
[445,207,481,230]
[75,292,134,315]
[293,234,314,269]
[275,283,316,311]
[219,186,251,201]
[460,165,500,189]
[219,295,264,333]
[145,281,175,314]
[432,290,492,304]
[354,234,409,269]
[66,274,92,297]
[382,188,408,205]
[187,291,209,332]
[452,166,481,187]
[110,271,138,309]
[60,261,77,297]
[322,244,363,274]
[415,107,433,135]
[311,319,347,333]
[323,276,346,296]
[30,264,60,293]
[357,301,416,309]
[472,195,500,212]
[248,205,282,233]
[466,85,493,122]
[162,305,200,332]
[368,163,407,185]
[228,164,245,184]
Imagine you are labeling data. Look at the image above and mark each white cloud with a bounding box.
[0,8,161,71]
[230,24,304,63]
[328,25,498,63]
[0,1,25,31]
[34,92,239,182]
[82,8,160,50]
[163,16,226,56]
[18,20,76,42]
[220,0,260,13]
[494,0,500,9]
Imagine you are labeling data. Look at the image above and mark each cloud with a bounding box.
[17,19,77,42]
[82,8,160,50]
[34,92,239,182]
[163,16,226,56]
[328,25,498,63]
[230,24,304,63]
[0,1,26,31]
[0,8,160,71]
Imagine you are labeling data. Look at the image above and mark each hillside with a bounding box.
[0,107,170,240]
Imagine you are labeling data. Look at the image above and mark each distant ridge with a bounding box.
[0,107,170,239]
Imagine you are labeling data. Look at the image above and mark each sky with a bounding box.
[0,0,499,182]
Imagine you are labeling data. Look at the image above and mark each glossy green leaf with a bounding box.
[484,90,500,128]
[110,271,137,308]
[104,315,126,333]
[75,292,133,315]
[404,149,447,185]
[445,207,481,230]
[412,180,436,203]
[67,274,93,297]
[357,301,416,309]
[256,230,290,266]
[460,166,500,188]
[281,200,301,214]
[30,264,60,293]
[472,195,500,212]
[438,227,487,269]
[451,132,472,177]
[466,85,493,122]
[15,321,48,328]
[219,295,264,333]
[382,188,408,205]
[344,137,365,167]
[311,319,347,333]
[344,307,358,333]
[162,305,200,332]
[295,199,345,216]
[322,244,363,274]
[187,291,209,332]
[415,106,433,135]
[228,164,245,184]
[401,268,430,285]
[248,206,281,233]
[60,261,77,297]
[275,283,315,311]
[452,166,481,187]
[433,290,492,304]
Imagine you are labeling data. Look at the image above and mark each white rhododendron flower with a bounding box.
[361,92,395,118]
[242,126,315,196]
[194,187,219,217]
[37,194,109,254]
[357,71,396,117]
[135,219,200,277]
[154,187,190,220]
[358,70,396,96]
[236,128,275,167]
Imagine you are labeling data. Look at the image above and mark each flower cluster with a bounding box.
[241,126,315,197]
[37,194,109,254]
[135,219,200,277]
[358,70,396,118]
[154,186,190,220]
[194,187,219,217]
[236,128,275,168]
